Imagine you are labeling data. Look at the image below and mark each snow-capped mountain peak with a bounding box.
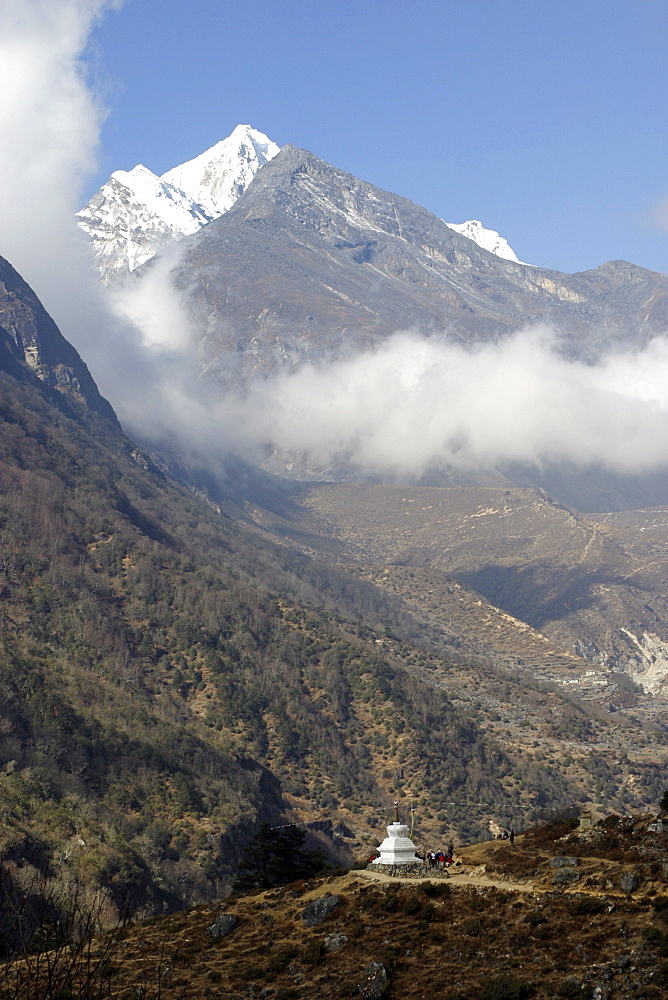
[161,124,280,218]
[445,219,522,263]
[77,125,279,281]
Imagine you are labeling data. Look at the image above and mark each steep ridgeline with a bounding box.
[0,255,117,423]
[176,146,668,374]
[78,125,522,281]
[2,255,666,916]
[169,144,668,383]
[77,125,280,281]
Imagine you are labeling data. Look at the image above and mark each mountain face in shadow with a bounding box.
[0,255,118,424]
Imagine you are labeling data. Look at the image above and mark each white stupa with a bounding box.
[372,802,421,866]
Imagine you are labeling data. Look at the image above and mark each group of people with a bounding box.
[424,843,455,867]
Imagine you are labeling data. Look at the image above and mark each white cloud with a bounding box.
[0,0,215,454]
[219,328,668,477]
[0,0,119,302]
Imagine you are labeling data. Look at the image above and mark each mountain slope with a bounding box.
[10,255,661,912]
[291,481,668,694]
[0,255,117,423]
[167,143,668,387]
[78,126,524,282]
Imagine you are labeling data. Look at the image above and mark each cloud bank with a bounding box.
[217,327,668,478]
[0,0,212,449]
[0,0,115,306]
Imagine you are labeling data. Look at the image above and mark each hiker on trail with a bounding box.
[510,828,515,845]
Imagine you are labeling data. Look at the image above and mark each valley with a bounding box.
[2,124,668,967]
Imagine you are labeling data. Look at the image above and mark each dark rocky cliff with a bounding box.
[0,255,118,424]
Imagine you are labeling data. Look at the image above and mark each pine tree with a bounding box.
[233,824,330,891]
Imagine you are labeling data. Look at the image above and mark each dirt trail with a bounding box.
[354,867,538,893]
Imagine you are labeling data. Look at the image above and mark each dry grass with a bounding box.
[6,846,668,1000]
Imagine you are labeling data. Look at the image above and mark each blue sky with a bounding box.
[72,1,668,275]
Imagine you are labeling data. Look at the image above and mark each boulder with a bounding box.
[324,933,347,952]
[358,961,389,998]
[552,868,581,887]
[207,912,238,939]
[620,872,640,894]
[301,894,341,927]
[550,856,580,868]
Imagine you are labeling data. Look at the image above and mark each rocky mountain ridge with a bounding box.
[78,126,524,281]
[169,143,668,384]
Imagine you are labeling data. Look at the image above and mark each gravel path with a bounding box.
[355,866,538,893]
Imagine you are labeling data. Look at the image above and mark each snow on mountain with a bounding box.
[162,125,280,219]
[445,219,523,263]
[77,125,280,281]
[77,165,212,278]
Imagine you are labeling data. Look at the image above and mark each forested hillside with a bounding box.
[0,300,665,920]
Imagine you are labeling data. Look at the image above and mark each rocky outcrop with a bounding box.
[0,255,117,423]
[301,894,341,926]
[206,912,239,939]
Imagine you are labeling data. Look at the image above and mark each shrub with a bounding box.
[301,939,324,966]
[478,975,535,1000]
[643,926,663,945]
[655,959,668,987]
[569,897,604,916]
[240,963,266,980]
[399,890,422,915]
[380,890,398,912]
[556,980,582,998]
[268,946,298,972]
